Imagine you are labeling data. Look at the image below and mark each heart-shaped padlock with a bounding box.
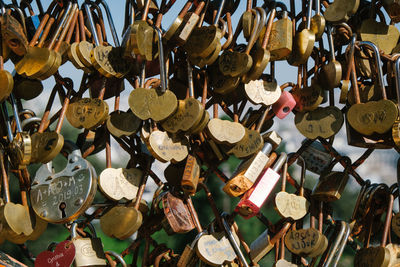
[30,141,97,223]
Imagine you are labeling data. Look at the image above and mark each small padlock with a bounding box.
[299,139,333,175]
[311,157,352,202]
[223,142,273,197]
[158,191,195,235]
[272,83,296,119]
[71,223,107,267]
[267,9,293,61]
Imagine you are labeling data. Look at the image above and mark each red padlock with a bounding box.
[272,83,296,119]
[235,152,287,219]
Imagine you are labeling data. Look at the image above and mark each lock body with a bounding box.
[73,238,107,267]
[272,91,296,119]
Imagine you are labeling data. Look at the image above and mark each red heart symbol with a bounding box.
[35,240,75,267]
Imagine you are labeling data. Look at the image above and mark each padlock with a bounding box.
[178,231,206,266]
[274,154,309,221]
[299,139,333,175]
[272,83,296,119]
[318,221,351,266]
[267,7,293,61]
[30,141,97,223]
[181,153,201,195]
[311,157,352,202]
[157,190,195,235]
[221,213,249,267]
[70,223,107,267]
[354,190,394,267]
[235,152,287,219]
[250,221,292,263]
[223,142,273,197]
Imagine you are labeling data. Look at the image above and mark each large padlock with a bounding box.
[30,141,97,223]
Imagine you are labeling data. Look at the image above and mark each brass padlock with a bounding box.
[267,10,292,61]
[71,223,107,267]
[311,157,352,202]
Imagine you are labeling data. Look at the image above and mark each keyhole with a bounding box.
[59,202,67,218]
[283,106,290,113]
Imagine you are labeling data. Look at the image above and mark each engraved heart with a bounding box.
[31,132,64,163]
[99,168,143,201]
[185,26,220,56]
[285,228,324,256]
[292,82,323,111]
[228,128,264,158]
[161,98,203,133]
[66,98,109,130]
[129,87,178,122]
[35,240,75,267]
[148,130,189,163]
[219,51,252,77]
[294,106,344,139]
[274,191,309,220]
[106,111,141,137]
[347,100,398,135]
[245,79,281,106]
[196,232,239,266]
[207,118,246,145]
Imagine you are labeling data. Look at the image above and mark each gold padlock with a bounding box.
[311,157,351,202]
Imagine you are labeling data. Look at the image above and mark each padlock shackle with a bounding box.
[213,0,225,25]
[155,26,167,93]
[394,56,400,107]
[288,153,306,196]
[96,0,119,46]
[105,251,127,267]
[84,2,100,46]
[221,213,249,267]
[1,102,14,141]
[5,4,27,36]
[323,220,347,266]
[9,94,23,133]
[272,152,287,172]
[357,41,386,98]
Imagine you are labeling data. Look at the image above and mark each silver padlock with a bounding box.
[30,141,97,223]
[71,223,107,267]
